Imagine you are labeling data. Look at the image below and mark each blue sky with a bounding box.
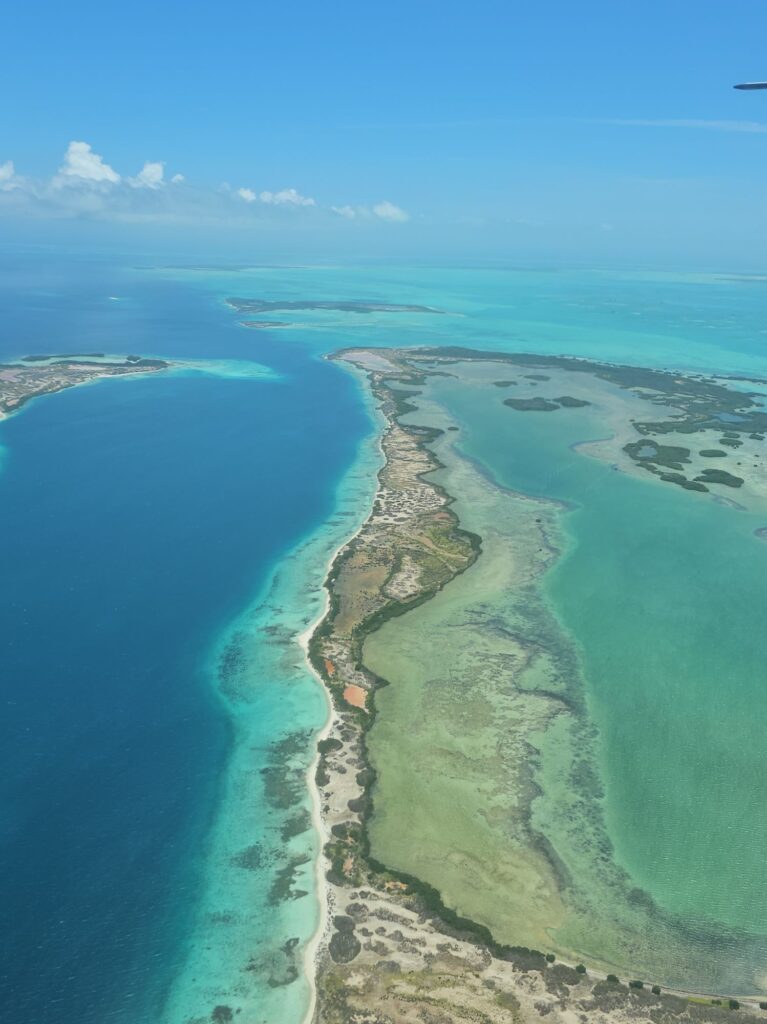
[3,0,767,265]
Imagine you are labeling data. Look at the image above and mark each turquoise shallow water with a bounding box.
[2,253,767,1017]
[424,375,767,991]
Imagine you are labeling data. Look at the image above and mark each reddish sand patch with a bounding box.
[343,684,368,709]
[324,658,336,677]
[384,879,408,892]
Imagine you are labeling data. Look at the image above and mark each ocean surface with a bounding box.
[1,252,767,1020]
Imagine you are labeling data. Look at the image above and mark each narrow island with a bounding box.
[227,297,448,316]
[304,346,767,1024]
[0,354,171,419]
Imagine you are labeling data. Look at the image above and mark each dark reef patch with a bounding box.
[504,397,560,412]
[230,844,266,871]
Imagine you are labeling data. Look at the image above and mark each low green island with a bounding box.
[309,344,767,1024]
[0,354,171,418]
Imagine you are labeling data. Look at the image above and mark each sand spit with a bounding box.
[303,346,767,1023]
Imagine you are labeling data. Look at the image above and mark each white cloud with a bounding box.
[259,187,316,207]
[128,161,164,189]
[0,161,21,192]
[604,118,767,134]
[0,144,416,226]
[372,200,409,222]
[332,201,410,223]
[55,141,120,185]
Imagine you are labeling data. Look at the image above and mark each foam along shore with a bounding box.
[305,346,767,1023]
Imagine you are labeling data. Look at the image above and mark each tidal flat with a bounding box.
[352,353,767,997]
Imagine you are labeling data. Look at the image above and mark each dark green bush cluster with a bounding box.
[317,737,342,755]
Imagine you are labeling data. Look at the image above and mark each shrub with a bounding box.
[759,1002,767,1011]
[652,985,662,995]
[729,1000,740,1010]
[318,738,342,755]
[546,953,556,963]
[629,980,644,989]
[606,974,620,984]
[576,964,587,974]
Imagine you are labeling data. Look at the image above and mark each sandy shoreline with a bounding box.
[298,364,388,1024]
[298,512,384,1024]
[297,546,340,1024]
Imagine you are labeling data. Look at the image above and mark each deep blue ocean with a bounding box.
[0,253,369,1022]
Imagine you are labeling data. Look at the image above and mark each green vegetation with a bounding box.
[694,469,744,488]
[659,472,708,492]
[730,1000,741,1010]
[576,964,587,974]
[700,450,727,458]
[504,396,560,412]
[388,387,422,417]
[624,440,691,471]
[23,352,106,361]
[329,915,362,963]
[555,395,591,407]
[318,737,343,755]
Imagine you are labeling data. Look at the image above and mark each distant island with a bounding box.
[0,354,171,418]
[226,297,448,316]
